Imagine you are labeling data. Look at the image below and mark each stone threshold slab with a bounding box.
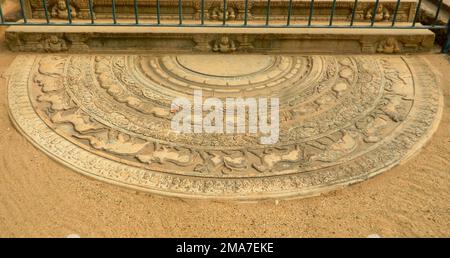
[6,24,435,53]
[5,54,444,200]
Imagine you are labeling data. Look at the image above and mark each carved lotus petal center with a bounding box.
[175,55,275,77]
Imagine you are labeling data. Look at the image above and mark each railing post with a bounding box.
[157,0,161,25]
[350,0,358,26]
[329,0,337,26]
[391,0,401,26]
[178,0,183,25]
[244,0,249,26]
[201,0,205,25]
[112,0,117,24]
[223,0,228,25]
[308,0,315,26]
[133,0,139,24]
[265,0,271,26]
[442,18,450,54]
[433,0,444,26]
[413,0,423,27]
[371,0,380,26]
[88,0,95,24]
[64,0,73,23]
[287,0,293,26]
[42,0,50,23]
[19,0,27,23]
[0,1,4,24]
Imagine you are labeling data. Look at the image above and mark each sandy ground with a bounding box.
[0,27,449,237]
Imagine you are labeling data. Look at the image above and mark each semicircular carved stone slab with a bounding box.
[6,54,443,200]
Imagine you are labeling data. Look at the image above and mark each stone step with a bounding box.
[5,23,434,53]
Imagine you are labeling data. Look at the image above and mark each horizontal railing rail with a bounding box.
[0,0,449,53]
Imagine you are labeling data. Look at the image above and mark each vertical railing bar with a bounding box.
[0,1,4,24]
[442,18,450,53]
[350,0,358,26]
[370,0,380,27]
[391,0,401,27]
[112,0,117,24]
[88,0,95,24]
[133,0,139,24]
[201,0,205,25]
[265,0,271,26]
[371,0,380,26]
[433,0,444,26]
[287,0,293,26]
[329,0,337,26]
[64,0,73,23]
[308,0,315,26]
[42,0,50,23]
[412,0,422,27]
[157,0,161,25]
[19,0,27,23]
[223,0,227,25]
[178,0,183,25]
[244,0,249,26]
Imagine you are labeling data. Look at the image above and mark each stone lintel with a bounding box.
[6,24,435,54]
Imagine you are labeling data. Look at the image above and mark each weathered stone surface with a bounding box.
[6,54,443,200]
[5,25,435,53]
[1,0,22,21]
[26,0,418,22]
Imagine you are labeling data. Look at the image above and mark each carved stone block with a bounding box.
[5,54,443,199]
[26,0,418,23]
[5,26,435,54]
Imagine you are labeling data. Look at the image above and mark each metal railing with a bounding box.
[0,0,449,53]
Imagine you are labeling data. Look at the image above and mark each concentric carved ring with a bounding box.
[6,55,443,200]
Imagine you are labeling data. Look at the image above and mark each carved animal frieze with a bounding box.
[51,110,104,133]
[251,145,304,173]
[137,143,193,167]
[77,131,149,155]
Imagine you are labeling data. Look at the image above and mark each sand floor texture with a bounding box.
[0,27,449,237]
